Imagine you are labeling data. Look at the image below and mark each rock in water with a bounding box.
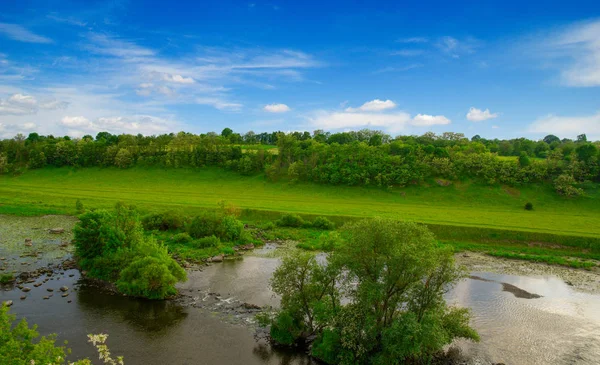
[60,286,68,292]
[21,287,31,292]
[211,255,224,263]
[3,300,13,307]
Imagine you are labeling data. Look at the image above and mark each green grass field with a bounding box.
[1,167,599,236]
[1,167,599,269]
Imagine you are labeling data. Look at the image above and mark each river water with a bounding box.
[2,254,600,364]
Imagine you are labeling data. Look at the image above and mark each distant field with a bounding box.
[1,167,599,240]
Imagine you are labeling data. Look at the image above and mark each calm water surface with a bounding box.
[2,256,599,365]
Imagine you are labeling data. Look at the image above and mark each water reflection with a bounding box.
[76,283,188,333]
[2,257,600,365]
[449,272,600,365]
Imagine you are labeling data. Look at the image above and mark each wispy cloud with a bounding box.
[541,19,600,87]
[529,112,600,140]
[307,99,450,133]
[0,23,53,43]
[60,114,176,137]
[373,64,423,74]
[391,49,424,57]
[196,97,243,111]
[397,37,428,44]
[345,99,396,112]
[86,33,155,58]
[0,93,68,115]
[47,14,88,27]
[435,36,480,58]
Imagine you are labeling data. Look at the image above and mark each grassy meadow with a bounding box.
[1,167,599,237]
[1,167,599,269]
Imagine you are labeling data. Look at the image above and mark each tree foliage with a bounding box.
[73,203,186,299]
[265,218,479,364]
[0,130,598,194]
[0,306,124,365]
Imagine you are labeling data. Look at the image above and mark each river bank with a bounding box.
[2,215,600,364]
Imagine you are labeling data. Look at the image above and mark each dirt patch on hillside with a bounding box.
[502,185,521,197]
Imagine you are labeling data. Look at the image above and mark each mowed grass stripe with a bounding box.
[1,167,599,237]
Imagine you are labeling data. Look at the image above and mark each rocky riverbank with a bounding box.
[456,251,600,294]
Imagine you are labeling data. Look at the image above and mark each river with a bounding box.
[2,254,600,365]
[1,218,600,365]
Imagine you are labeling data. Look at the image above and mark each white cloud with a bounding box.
[0,122,37,137]
[345,99,397,112]
[543,20,600,87]
[162,74,195,84]
[435,36,479,58]
[391,49,424,57]
[0,23,53,43]
[309,111,412,132]
[397,37,428,43]
[46,14,87,27]
[0,93,68,115]
[264,103,291,113]
[529,112,600,140]
[60,115,176,137]
[412,114,451,126]
[373,64,423,74]
[466,107,499,122]
[196,97,243,111]
[308,109,450,133]
[86,33,155,58]
[61,116,91,128]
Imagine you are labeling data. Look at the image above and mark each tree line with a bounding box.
[0,129,598,195]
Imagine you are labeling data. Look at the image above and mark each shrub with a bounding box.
[262,221,276,230]
[311,216,336,230]
[276,213,305,228]
[114,148,133,168]
[172,232,193,243]
[220,215,244,241]
[142,210,185,231]
[524,202,533,211]
[318,231,343,251]
[554,174,584,197]
[186,211,244,242]
[518,152,531,167]
[73,203,186,300]
[76,199,85,214]
[186,212,222,239]
[74,210,124,261]
[116,255,184,299]
[221,246,236,256]
[193,235,220,248]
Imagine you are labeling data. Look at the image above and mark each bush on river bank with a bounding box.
[260,218,479,364]
[73,202,186,299]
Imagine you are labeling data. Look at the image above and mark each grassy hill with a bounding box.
[1,167,599,238]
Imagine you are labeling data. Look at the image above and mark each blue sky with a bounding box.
[0,0,599,140]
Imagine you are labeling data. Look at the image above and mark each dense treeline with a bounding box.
[0,129,598,195]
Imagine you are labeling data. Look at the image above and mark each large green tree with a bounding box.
[266,218,478,364]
